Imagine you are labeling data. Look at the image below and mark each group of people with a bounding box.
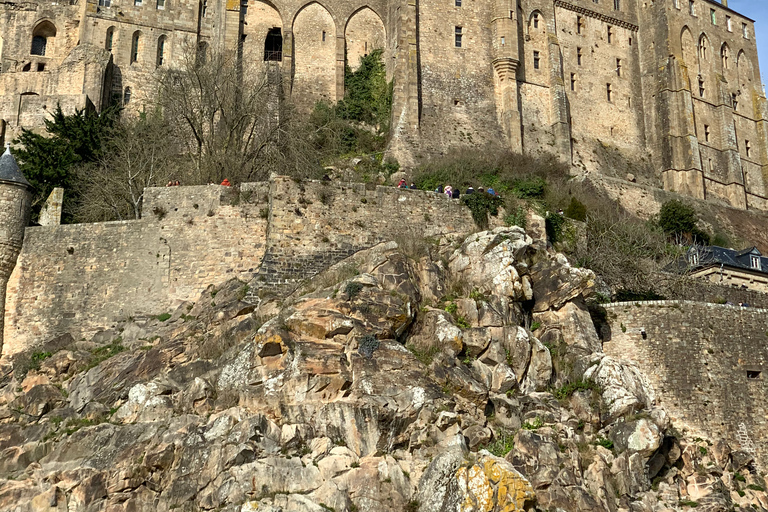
[396,178,499,199]
[437,184,498,200]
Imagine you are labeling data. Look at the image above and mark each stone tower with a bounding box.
[0,147,32,356]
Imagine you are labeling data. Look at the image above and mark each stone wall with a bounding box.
[3,184,269,355]
[2,177,485,355]
[603,300,768,465]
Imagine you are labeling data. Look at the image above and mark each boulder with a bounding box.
[584,357,656,421]
[530,253,595,312]
[608,418,662,458]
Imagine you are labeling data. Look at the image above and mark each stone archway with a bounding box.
[292,2,336,110]
[345,7,384,72]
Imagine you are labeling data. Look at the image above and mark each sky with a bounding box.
[728,0,768,84]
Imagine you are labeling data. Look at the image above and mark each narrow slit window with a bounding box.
[704,124,710,142]
[733,92,739,111]
[614,0,620,10]
[533,50,540,69]
[500,36,505,46]
[570,73,576,91]
[616,58,622,77]
[322,31,326,42]
[130,31,140,63]
[455,26,463,47]
[105,27,114,51]
[202,0,207,16]
[607,83,612,102]
[727,16,732,32]
[577,47,582,65]
[533,13,539,29]
[698,77,705,97]
[689,0,695,16]
[607,26,613,43]
[743,23,749,39]
[710,8,716,25]
[746,140,751,158]
[577,16,584,35]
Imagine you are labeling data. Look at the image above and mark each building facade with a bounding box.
[1,0,767,209]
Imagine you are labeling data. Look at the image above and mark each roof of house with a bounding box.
[0,147,31,188]
[668,245,768,275]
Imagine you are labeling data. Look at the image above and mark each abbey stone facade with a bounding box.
[0,0,767,209]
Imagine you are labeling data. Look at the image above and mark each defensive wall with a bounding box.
[1,176,480,356]
[603,300,768,466]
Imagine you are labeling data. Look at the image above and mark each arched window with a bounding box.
[123,86,132,104]
[130,31,141,63]
[264,27,282,61]
[698,35,709,61]
[156,35,166,66]
[721,44,729,70]
[30,21,56,56]
[105,27,115,51]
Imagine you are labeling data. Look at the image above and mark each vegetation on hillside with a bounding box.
[13,48,394,223]
[410,147,729,299]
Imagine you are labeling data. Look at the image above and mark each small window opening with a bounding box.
[533,50,540,69]
[570,73,576,91]
[727,16,732,32]
[628,96,631,108]
[322,30,326,42]
[751,255,761,269]
[708,158,713,172]
[98,0,111,6]
[722,45,729,69]
[264,28,282,61]
[698,77,705,97]
[747,370,761,379]
[157,0,165,8]
[699,37,708,60]
[577,47,582,65]
[629,37,632,46]
[500,36,505,46]
[37,63,45,71]
[607,26,613,43]
[614,0,620,10]
[130,31,140,63]
[105,27,114,51]
[156,36,165,67]
[533,13,539,29]
[616,58,622,77]
[455,0,461,6]
[674,0,679,8]
[577,16,584,35]
[743,23,749,39]
[733,92,739,110]
[123,86,132,104]
[455,26,463,48]
[606,83,612,102]
[202,0,207,16]
[134,0,142,6]
[710,8,716,25]
[704,124,710,142]
[746,140,751,158]
[689,0,695,16]
[31,36,47,56]
[22,63,31,71]
[690,251,699,266]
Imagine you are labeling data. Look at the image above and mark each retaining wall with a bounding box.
[603,300,768,465]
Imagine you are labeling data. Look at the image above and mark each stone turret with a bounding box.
[0,147,32,356]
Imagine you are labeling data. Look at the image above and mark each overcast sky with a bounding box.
[728,0,768,85]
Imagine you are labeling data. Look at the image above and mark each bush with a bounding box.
[482,430,515,457]
[565,197,587,222]
[462,193,504,229]
[546,212,566,244]
[552,379,599,400]
[658,199,710,245]
[345,281,364,300]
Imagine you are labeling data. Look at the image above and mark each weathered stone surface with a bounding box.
[584,356,657,421]
[530,254,595,312]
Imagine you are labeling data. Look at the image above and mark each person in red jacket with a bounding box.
[221,178,231,186]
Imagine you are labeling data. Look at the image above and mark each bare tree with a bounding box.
[72,115,179,222]
[155,46,320,185]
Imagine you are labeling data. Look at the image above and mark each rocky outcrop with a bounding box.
[0,227,765,512]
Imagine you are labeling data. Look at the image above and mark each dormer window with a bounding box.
[751,255,761,270]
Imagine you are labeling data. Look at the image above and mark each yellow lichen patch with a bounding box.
[457,457,535,512]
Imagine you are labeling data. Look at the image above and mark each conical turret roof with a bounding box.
[0,146,32,188]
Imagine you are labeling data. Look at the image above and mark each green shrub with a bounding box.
[595,437,614,450]
[658,199,710,245]
[735,472,747,482]
[462,193,504,229]
[522,417,544,430]
[156,313,172,322]
[545,213,566,244]
[565,197,587,222]
[678,500,699,508]
[345,281,364,300]
[552,379,599,400]
[747,484,765,492]
[482,430,515,457]
[504,205,528,229]
[512,177,546,199]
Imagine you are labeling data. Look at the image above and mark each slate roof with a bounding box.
[668,245,768,276]
[0,147,31,188]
